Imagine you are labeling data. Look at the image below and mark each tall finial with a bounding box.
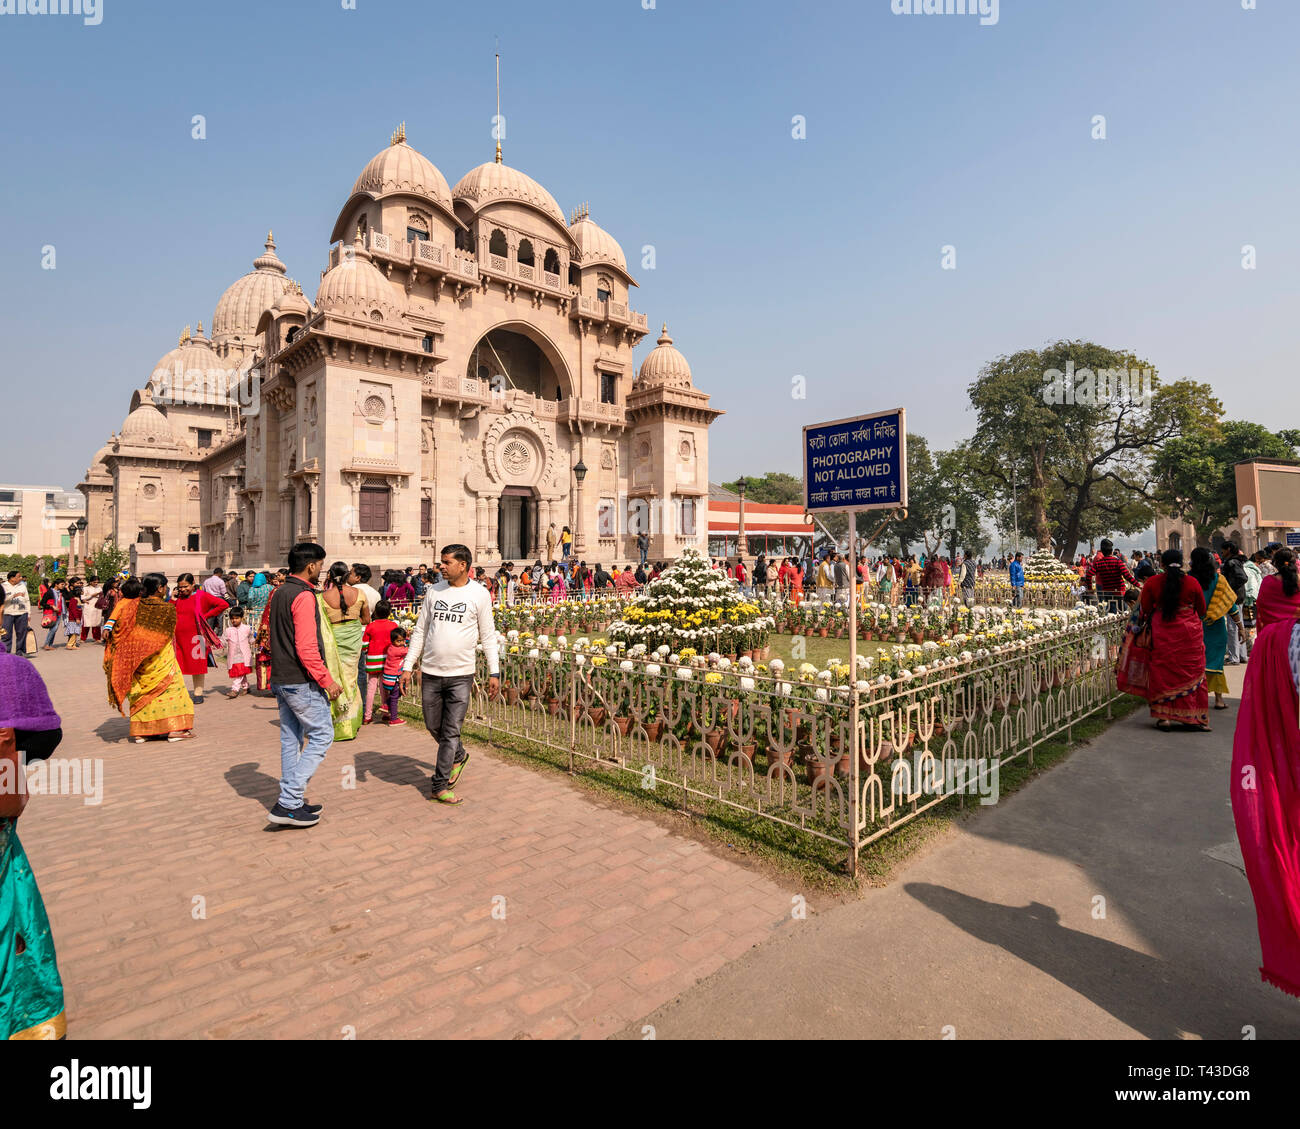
[181,325,192,344]
[391,121,406,146]
[355,222,364,244]
[494,48,502,165]
[266,229,275,249]
[196,320,204,337]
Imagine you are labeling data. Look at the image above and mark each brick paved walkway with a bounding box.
[19,646,798,1039]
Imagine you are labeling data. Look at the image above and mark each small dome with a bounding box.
[120,394,182,449]
[150,327,236,404]
[453,161,567,231]
[212,232,298,346]
[636,324,693,388]
[315,235,404,323]
[570,215,628,275]
[353,137,454,213]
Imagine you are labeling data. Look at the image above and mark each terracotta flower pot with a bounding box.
[736,742,758,764]
[805,756,835,787]
[613,715,632,737]
[703,729,727,755]
[505,687,521,706]
[766,744,795,768]
[818,628,829,638]
[644,720,665,742]
[547,699,563,716]
[587,707,608,727]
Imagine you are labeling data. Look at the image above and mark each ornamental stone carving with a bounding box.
[482,410,556,488]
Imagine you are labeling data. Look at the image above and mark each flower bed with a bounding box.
[607,547,776,656]
[413,602,1126,862]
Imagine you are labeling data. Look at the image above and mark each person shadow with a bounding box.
[353,747,436,796]
[904,883,1214,1039]
[225,761,280,808]
[95,716,130,744]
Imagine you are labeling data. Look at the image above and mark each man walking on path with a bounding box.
[3,571,31,656]
[958,552,977,608]
[1220,542,1250,665]
[268,543,341,828]
[401,544,499,805]
[1009,552,1025,608]
[1085,538,1137,614]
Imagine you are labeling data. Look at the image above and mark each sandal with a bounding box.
[1214,703,1228,710]
[168,730,196,741]
[431,788,462,805]
[1197,723,1212,732]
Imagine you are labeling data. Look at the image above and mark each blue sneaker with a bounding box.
[268,802,320,827]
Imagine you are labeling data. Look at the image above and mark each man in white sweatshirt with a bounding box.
[400,544,499,805]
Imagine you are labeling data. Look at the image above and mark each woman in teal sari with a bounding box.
[0,652,66,1039]
[1191,547,1237,712]
[319,562,368,740]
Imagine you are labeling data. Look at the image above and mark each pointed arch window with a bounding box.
[544,248,560,275]
[489,229,508,257]
[517,239,534,267]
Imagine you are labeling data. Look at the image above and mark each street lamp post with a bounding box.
[76,516,88,575]
[573,459,587,555]
[736,476,747,565]
[67,522,79,575]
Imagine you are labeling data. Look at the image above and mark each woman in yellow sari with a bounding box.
[103,574,195,742]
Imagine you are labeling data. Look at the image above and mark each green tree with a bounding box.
[720,472,803,506]
[91,539,131,581]
[1153,421,1299,547]
[967,340,1220,561]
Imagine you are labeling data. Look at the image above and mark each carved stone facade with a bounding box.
[79,132,721,571]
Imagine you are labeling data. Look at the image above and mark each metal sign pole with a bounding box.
[848,509,860,877]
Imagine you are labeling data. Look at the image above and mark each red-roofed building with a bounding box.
[707,482,813,559]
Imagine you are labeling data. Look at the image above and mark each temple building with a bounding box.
[78,125,721,574]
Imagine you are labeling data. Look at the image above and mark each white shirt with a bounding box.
[356,582,382,616]
[3,580,31,617]
[403,579,500,678]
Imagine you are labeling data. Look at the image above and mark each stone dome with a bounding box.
[636,324,693,388]
[119,394,182,449]
[453,161,568,231]
[315,235,405,323]
[570,215,632,277]
[149,326,235,404]
[212,233,297,347]
[352,138,454,213]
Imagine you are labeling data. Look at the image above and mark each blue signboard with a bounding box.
[1286,532,1300,548]
[803,409,907,514]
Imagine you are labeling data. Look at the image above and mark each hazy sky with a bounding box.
[1,0,1296,529]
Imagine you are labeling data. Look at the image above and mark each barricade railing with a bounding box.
[400,613,1127,866]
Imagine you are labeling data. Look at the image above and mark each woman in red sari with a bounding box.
[1138,548,1210,732]
[171,573,228,704]
[1231,616,1300,998]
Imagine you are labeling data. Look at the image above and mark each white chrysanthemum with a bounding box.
[739,676,756,692]
[528,648,540,659]
[646,663,661,677]
[620,660,634,672]
[574,654,586,667]
[676,667,693,680]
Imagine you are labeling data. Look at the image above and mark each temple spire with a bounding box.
[494,49,502,164]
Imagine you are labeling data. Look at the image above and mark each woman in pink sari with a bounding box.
[1231,616,1300,998]
[1254,548,1300,631]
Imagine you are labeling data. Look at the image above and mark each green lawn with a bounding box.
[762,633,891,669]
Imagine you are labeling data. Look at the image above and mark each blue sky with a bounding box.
[2,0,1296,535]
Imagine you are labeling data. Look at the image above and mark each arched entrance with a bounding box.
[468,322,574,402]
[498,486,533,560]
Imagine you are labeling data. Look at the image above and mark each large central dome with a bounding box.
[211,233,297,351]
[453,161,568,232]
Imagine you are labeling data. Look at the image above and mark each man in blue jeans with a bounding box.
[267,542,341,828]
[401,544,499,805]
[1009,551,1025,608]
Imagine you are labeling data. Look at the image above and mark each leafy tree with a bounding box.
[966,340,1220,561]
[719,472,802,506]
[91,539,131,582]
[1153,421,1299,547]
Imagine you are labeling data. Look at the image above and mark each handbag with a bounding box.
[1115,618,1153,699]
[41,610,57,629]
[0,727,28,819]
